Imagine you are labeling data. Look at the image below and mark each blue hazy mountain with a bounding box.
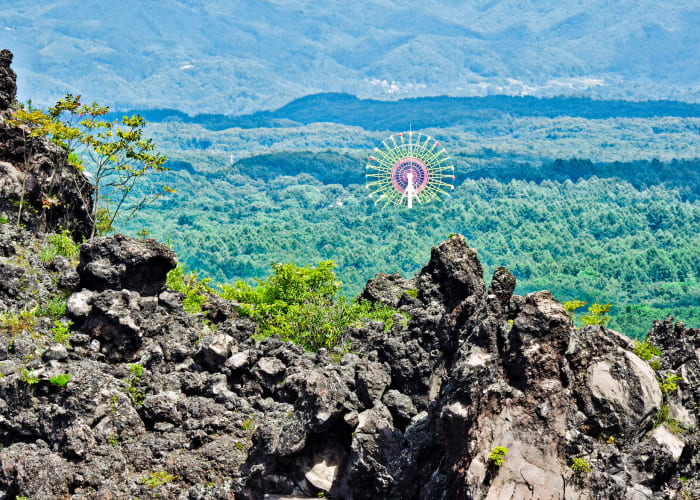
[2,0,698,114]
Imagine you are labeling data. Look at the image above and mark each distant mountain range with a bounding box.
[2,0,699,114]
[108,93,700,132]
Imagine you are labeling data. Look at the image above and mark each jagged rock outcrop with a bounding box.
[0,50,16,112]
[0,226,696,499]
[0,49,93,239]
[77,233,177,295]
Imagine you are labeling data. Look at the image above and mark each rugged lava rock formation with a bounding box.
[0,226,697,499]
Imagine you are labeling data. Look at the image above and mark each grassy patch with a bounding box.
[37,294,68,319]
[40,229,79,264]
[166,264,211,314]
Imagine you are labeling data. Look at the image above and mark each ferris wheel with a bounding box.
[366,131,455,209]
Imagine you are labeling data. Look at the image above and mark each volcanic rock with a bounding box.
[77,233,176,295]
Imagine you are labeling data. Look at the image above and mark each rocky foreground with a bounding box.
[0,223,697,499]
[0,48,698,499]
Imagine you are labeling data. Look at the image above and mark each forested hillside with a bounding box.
[124,154,700,339]
[110,93,700,131]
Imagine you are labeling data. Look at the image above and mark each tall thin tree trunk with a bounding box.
[16,129,30,227]
[89,184,99,239]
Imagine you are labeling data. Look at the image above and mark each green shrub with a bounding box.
[0,214,7,224]
[563,300,587,325]
[49,373,70,388]
[405,289,419,298]
[660,374,682,394]
[570,457,592,475]
[488,446,509,467]
[51,320,73,344]
[633,339,662,361]
[40,229,79,264]
[220,260,406,352]
[20,368,39,385]
[108,433,118,447]
[580,302,611,327]
[166,264,211,314]
[141,471,176,488]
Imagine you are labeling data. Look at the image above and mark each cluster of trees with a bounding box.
[124,157,699,339]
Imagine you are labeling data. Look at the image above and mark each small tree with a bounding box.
[9,98,88,231]
[218,260,404,352]
[562,300,587,326]
[488,446,509,467]
[48,94,171,238]
[581,302,611,327]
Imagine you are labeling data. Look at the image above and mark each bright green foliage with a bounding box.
[660,374,682,394]
[8,104,67,227]
[49,373,70,388]
[580,302,611,327]
[108,433,118,447]
[37,295,68,319]
[488,446,509,467]
[221,261,405,352]
[166,264,211,314]
[570,457,592,475]
[125,363,145,405]
[40,229,79,263]
[51,320,73,344]
[633,338,662,361]
[562,300,587,325]
[20,368,39,385]
[46,94,171,239]
[0,214,7,224]
[141,471,177,488]
[405,289,419,298]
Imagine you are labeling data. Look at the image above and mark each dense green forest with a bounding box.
[106,95,699,340]
[125,156,700,339]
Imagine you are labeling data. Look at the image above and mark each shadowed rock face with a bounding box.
[0,50,17,112]
[0,49,93,239]
[0,228,698,499]
[77,233,177,295]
